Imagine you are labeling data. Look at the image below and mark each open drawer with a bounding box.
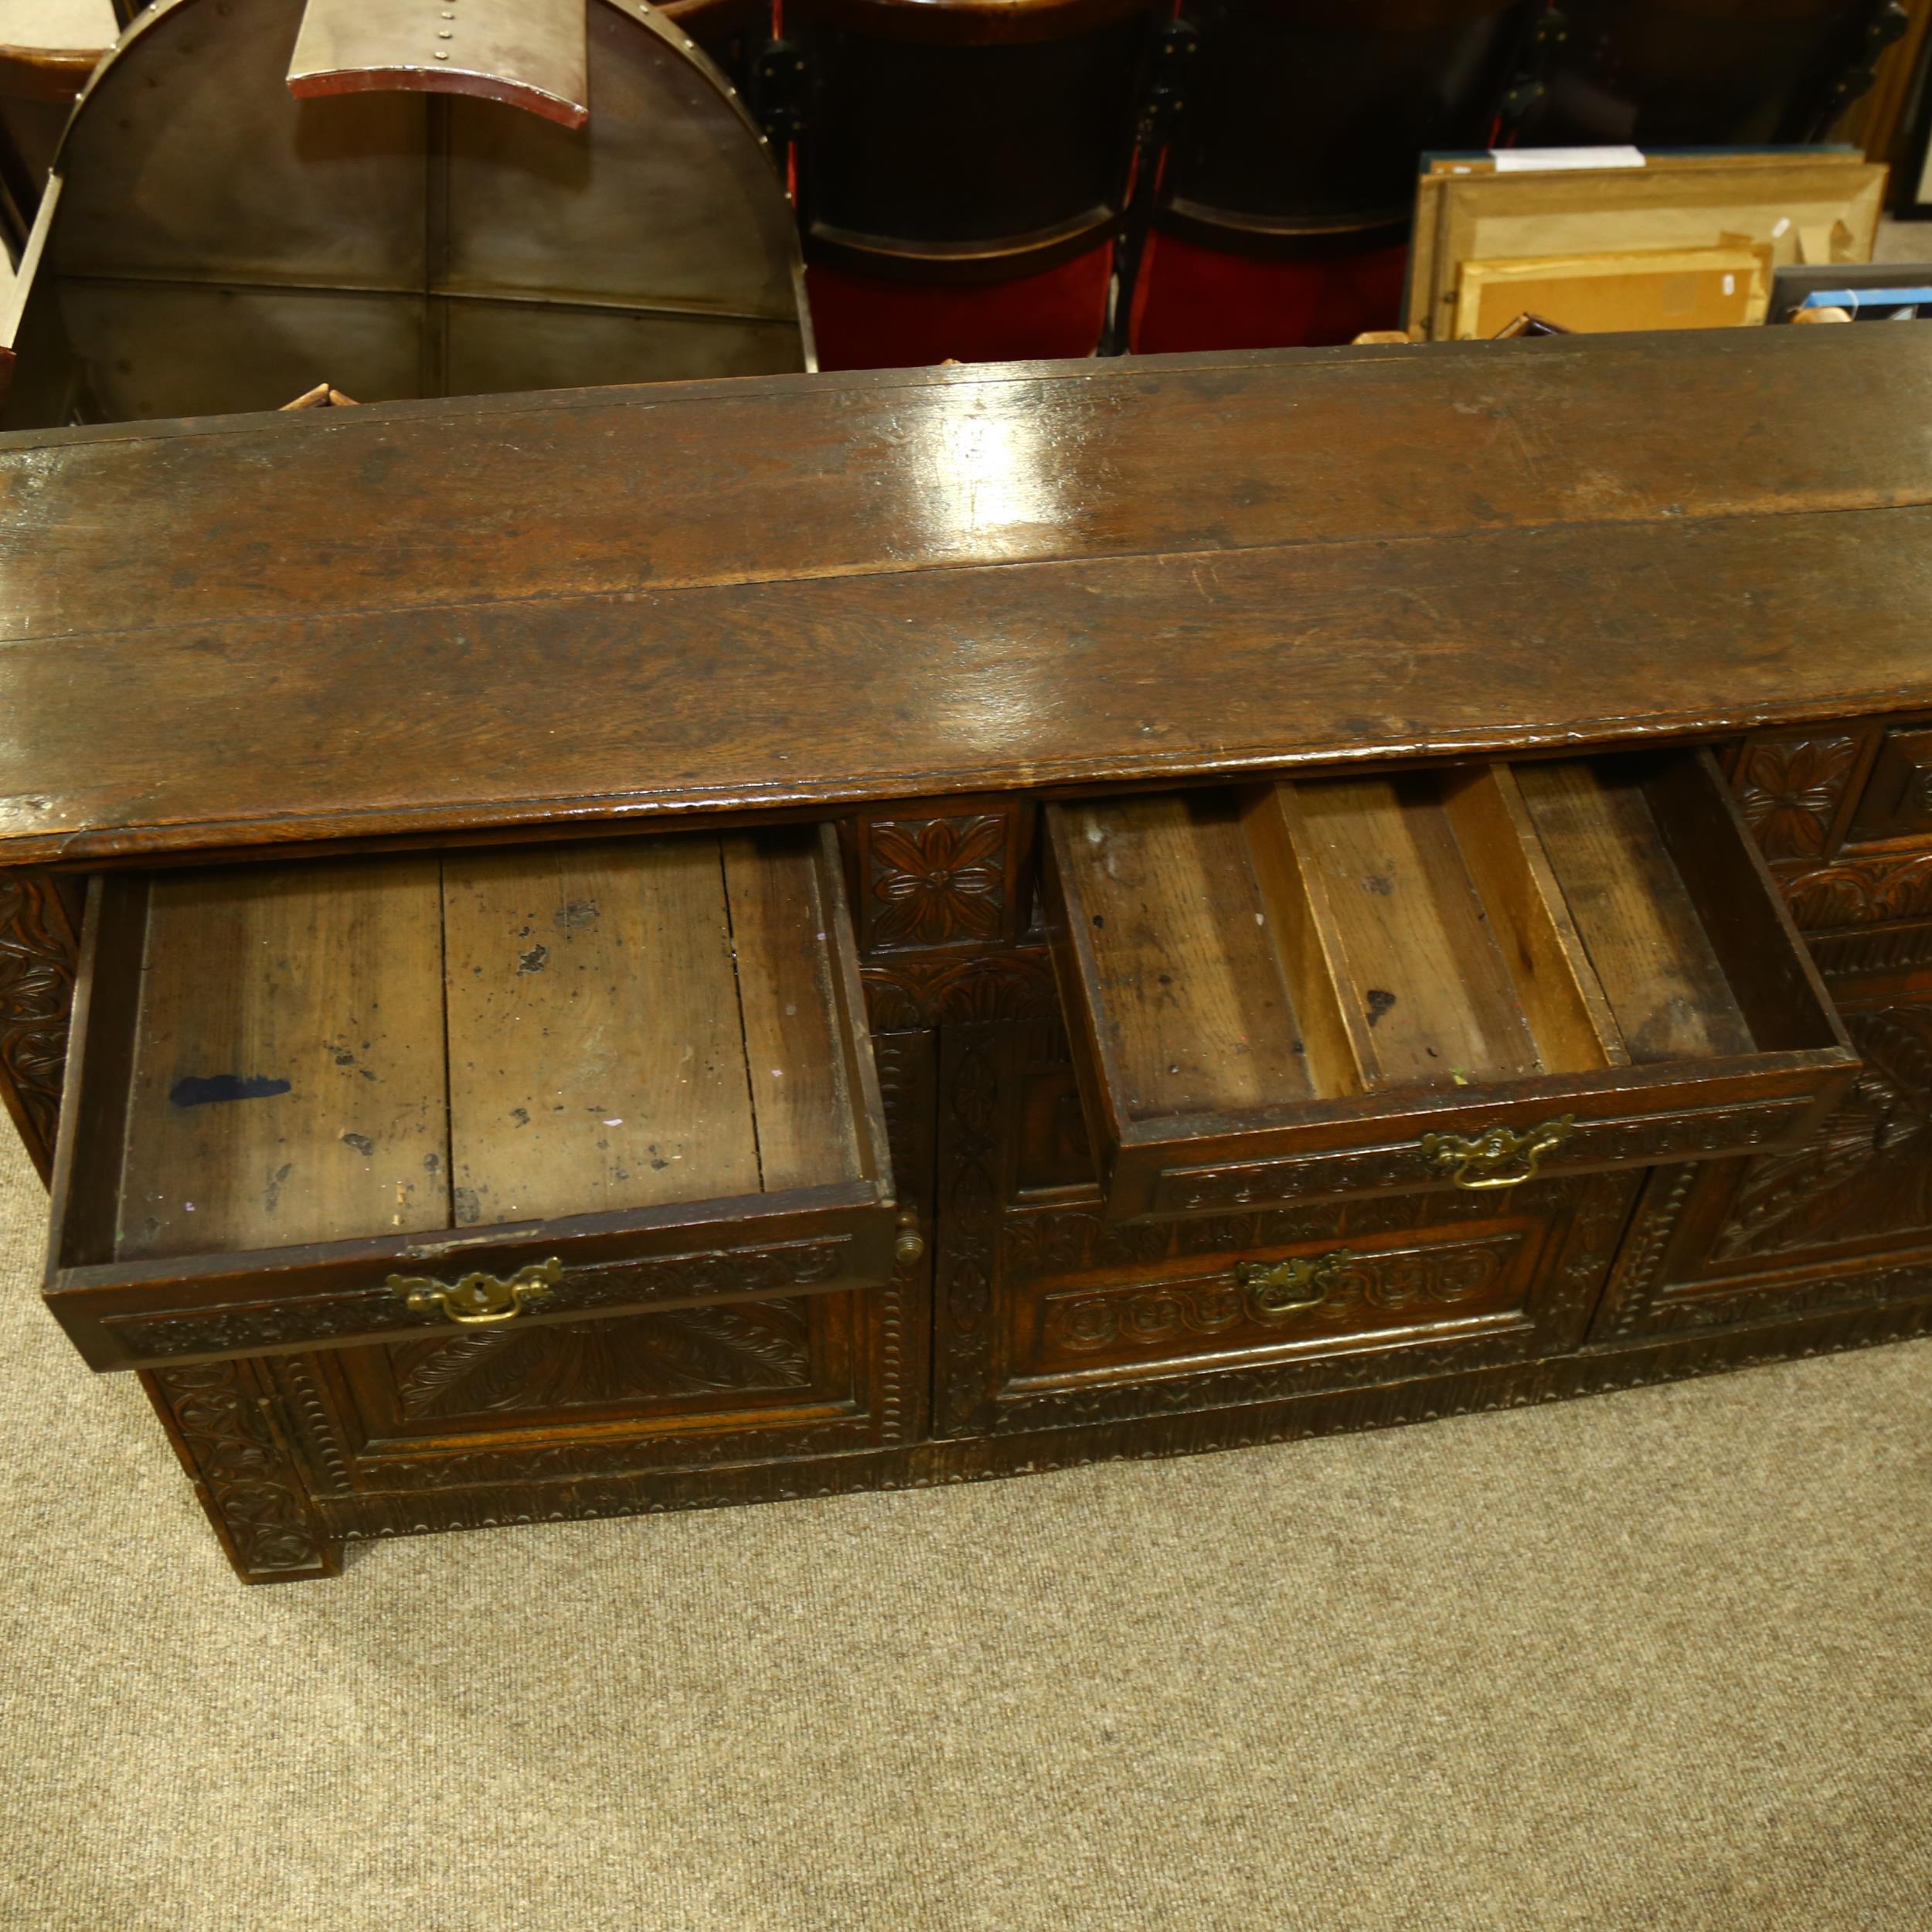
[1046,748,1859,1222]
[46,826,904,1371]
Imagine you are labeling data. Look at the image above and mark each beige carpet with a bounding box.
[2,1127,1929,1932]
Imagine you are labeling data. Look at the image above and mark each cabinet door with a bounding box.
[1591,998,1932,1342]
[934,1019,1636,1439]
[245,1283,919,1528]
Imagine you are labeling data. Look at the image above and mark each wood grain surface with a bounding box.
[5,329,1932,862]
[443,838,762,1226]
[116,859,449,1261]
[1290,773,1540,1090]
[1052,793,1315,1121]
[1517,761,1756,1066]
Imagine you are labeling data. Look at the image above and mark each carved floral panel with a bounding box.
[1733,733,1862,861]
[862,812,1012,953]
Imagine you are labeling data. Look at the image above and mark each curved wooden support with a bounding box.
[0,43,104,104]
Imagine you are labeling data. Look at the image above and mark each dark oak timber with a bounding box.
[2,328,1932,862]
[6,329,1932,1580]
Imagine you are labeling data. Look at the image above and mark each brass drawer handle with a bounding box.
[1420,1114,1575,1191]
[388,1257,562,1326]
[1237,1250,1345,1315]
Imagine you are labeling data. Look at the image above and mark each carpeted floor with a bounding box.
[1,1125,1928,1932]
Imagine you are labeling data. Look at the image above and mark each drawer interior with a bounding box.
[1048,747,1854,1210]
[57,826,891,1273]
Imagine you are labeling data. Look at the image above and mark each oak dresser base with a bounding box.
[12,335,1932,1583]
[144,1297,1932,1584]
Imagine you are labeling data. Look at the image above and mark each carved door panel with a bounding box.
[257,1026,940,1511]
[1734,719,1932,981]
[1591,999,1932,1342]
[143,1028,936,1574]
[934,1019,1638,1438]
[260,1281,920,1520]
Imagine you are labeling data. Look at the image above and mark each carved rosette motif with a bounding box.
[148,1360,329,1577]
[865,815,1009,951]
[0,870,76,1179]
[1733,734,1862,861]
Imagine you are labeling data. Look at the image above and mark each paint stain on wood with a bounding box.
[169,1073,292,1108]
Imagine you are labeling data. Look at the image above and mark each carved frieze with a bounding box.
[862,947,1058,1031]
[1806,921,1932,981]
[1781,850,1932,932]
[104,1234,853,1363]
[1037,1233,1521,1367]
[1149,1096,1813,1216]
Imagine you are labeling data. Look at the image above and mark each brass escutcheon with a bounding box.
[389,1257,563,1326]
[1236,1250,1345,1316]
[1420,1114,1576,1191]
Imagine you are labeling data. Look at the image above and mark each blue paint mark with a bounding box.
[169,1073,292,1109]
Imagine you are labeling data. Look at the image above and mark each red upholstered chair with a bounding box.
[1128,0,1539,352]
[785,0,1160,366]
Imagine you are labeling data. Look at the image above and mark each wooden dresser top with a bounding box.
[2,325,1930,864]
